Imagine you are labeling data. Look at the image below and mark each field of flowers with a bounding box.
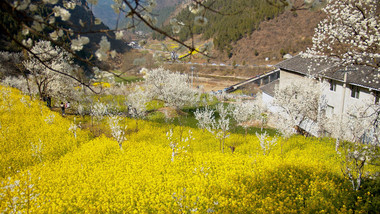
[0,85,378,213]
[0,86,90,178]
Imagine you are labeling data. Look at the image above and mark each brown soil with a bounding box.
[214,8,325,65]
[161,63,272,92]
[157,107,187,118]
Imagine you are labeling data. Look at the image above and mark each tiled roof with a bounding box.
[260,79,279,97]
[275,54,335,76]
[275,54,380,91]
[322,65,380,90]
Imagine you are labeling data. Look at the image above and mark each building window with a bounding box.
[329,79,336,91]
[351,85,360,99]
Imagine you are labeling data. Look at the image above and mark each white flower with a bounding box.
[81,36,89,44]
[49,16,55,24]
[29,4,37,11]
[63,0,76,9]
[71,41,82,51]
[148,0,157,9]
[95,49,108,61]
[53,6,71,21]
[22,38,33,47]
[71,36,90,51]
[142,14,157,25]
[194,16,208,26]
[22,28,29,36]
[60,9,71,21]
[15,0,31,10]
[58,29,64,37]
[94,18,102,25]
[170,18,178,25]
[50,31,59,41]
[111,4,120,14]
[145,0,157,12]
[170,18,184,34]
[139,67,148,75]
[110,50,117,58]
[115,31,124,40]
[189,3,204,14]
[172,25,181,34]
[31,21,44,32]
[98,36,110,52]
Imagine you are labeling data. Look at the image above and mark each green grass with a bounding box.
[146,100,165,111]
[147,104,277,136]
[114,76,143,84]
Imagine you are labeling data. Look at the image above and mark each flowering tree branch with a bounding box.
[0,0,233,94]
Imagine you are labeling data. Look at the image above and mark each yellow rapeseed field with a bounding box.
[0,85,377,213]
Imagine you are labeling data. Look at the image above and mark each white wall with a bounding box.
[322,78,375,116]
[279,70,376,116]
[279,70,304,90]
[262,91,279,113]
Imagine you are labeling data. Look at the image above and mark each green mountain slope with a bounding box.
[153,0,284,54]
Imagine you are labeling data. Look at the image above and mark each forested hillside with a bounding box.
[153,0,284,55]
[224,6,326,64]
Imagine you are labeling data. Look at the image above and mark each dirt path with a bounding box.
[192,76,242,92]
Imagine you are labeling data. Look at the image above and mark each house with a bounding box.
[276,54,380,115]
[261,54,380,136]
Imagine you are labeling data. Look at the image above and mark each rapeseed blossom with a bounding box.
[0,85,378,213]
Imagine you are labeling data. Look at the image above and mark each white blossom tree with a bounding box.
[231,99,257,135]
[195,103,232,153]
[306,0,380,69]
[273,77,327,137]
[1,76,34,96]
[142,67,200,110]
[323,101,377,147]
[126,85,151,131]
[0,0,226,91]
[90,101,108,129]
[166,128,192,162]
[322,100,380,190]
[304,0,380,191]
[108,115,127,150]
[194,105,215,132]
[256,131,278,156]
[254,92,269,131]
[232,95,268,135]
[22,40,78,100]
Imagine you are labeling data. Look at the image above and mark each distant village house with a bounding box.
[262,54,380,136]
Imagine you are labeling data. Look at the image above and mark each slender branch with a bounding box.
[1,23,100,94]
[123,0,212,60]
